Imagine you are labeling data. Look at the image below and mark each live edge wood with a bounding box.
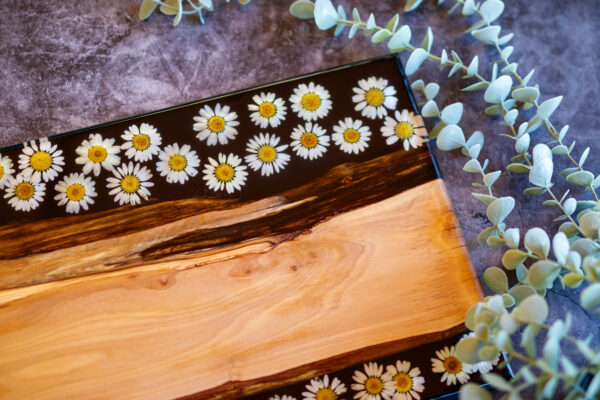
[0,178,482,400]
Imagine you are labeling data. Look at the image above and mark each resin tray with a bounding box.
[0,56,490,400]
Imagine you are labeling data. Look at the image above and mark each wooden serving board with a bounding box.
[0,56,483,400]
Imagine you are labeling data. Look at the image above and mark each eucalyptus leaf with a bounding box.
[464,159,482,173]
[484,267,509,294]
[513,295,548,324]
[502,249,528,270]
[528,260,560,290]
[504,228,520,249]
[441,102,463,125]
[525,227,550,257]
[467,56,479,76]
[313,0,339,30]
[404,0,425,12]
[405,48,428,75]
[532,143,552,164]
[472,193,496,205]
[483,373,513,392]
[436,124,466,150]
[486,196,514,225]
[424,82,440,99]
[503,108,518,125]
[472,25,501,44]
[463,81,489,92]
[479,0,504,23]
[563,272,584,288]
[509,285,536,304]
[515,133,530,153]
[459,383,492,400]
[512,86,540,103]
[139,0,160,19]
[484,75,513,104]
[552,232,569,265]
[385,13,399,32]
[528,158,553,188]
[523,186,547,196]
[507,163,530,173]
[421,100,439,117]
[566,170,594,186]
[388,25,412,50]
[537,96,563,120]
[456,336,484,364]
[421,27,433,53]
[371,29,392,43]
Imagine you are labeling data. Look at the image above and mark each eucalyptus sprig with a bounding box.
[139,0,250,26]
[290,0,600,398]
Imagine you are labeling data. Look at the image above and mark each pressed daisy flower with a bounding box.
[106,161,154,206]
[121,123,162,162]
[431,345,471,386]
[383,360,425,400]
[290,122,330,160]
[289,82,332,121]
[18,137,64,182]
[203,153,248,194]
[269,396,297,400]
[54,172,97,214]
[461,332,500,374]
[248,92,287,128]
[351,362,395,400]
[332,118,371,154]
[193,103,239,146]
[75,133,121,176]
[245,133,290,176]
[156,143,200,184]
[0,153,15,189]
[352,77,398,119]
[4,174,46,212]
[380,110,427,151]
[302,374,347,400]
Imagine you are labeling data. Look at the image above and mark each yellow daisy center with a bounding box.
[66,183,86,202]
[30,151,52,171]
[343,129,360,143]
[394,372,413,393]
[120,175,140,194]
[208,116,226,133]
[301,93,321,111]
[315,388,336,400]
[15,182,34,200]
[0,164,4,179]
[88,145,107,163]
[259,102,277,118]
[395,122,414,139]
[365,88,384,106]
[257,145,277,163]
[132,134,150,151]
[300,132,318,149]
[365,377,384,395]
[168,154,187,171]
[443,356,462,374]
[215,164,235,182]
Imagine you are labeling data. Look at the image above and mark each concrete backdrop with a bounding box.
[1,0,598,397]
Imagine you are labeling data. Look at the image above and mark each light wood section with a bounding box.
[0,179,482,400]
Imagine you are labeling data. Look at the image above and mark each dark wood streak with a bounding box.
[0,148,435,263]
[175,324,466,400]
[141,149,435,260]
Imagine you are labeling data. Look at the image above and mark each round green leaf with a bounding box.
[486,196,515,225]
[504,228,520,249]
[525,227,550,257]
[460,383,492,400]
[515,133,530,153]
[456,336,484,364]
[512,86,540,104]
[483,267,509,294]
[502,249,527,270]
[139,0,160,19]
[441,102,463,125]
[528,260,560,290]
[421,100,439,117]
[289,0,315,19]
[581,283,600,309]
[472,25,501,44]
[388,25,411,50]
[479,0,505,23]
[537,96,563,120]
[566,170,594,187]
[513,294,548,324]
[509,284,536,304]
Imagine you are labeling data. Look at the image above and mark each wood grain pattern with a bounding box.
[0,148,436,290]
[0,179,482,400]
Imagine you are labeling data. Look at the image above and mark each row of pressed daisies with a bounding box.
[268,341,499,400]
[0,109,426,214]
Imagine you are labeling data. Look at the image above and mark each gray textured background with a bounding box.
[1,0,598,397]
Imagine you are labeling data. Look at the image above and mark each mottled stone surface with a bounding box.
[0,0,599,397]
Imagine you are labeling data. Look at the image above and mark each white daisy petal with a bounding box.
[352,77,398,120]
[75,133,121,176]
[248,92,287,129]
[430,345,471,386]
[106,161,153,206]
[193,103,239,146]
[0,153,15,189]
[332,118,371,155]
[156,143,200,184]
[202,152,247,194]
[290,122,329,160]
[289,82,332,121]
[4,174,46,212]
[244,133,290,177]
[120,123,162,162]
[18,138,64,183]
[53,173,97,214]
[351,362,395,400]
[303,375,346,400]
[380,109,427,151]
